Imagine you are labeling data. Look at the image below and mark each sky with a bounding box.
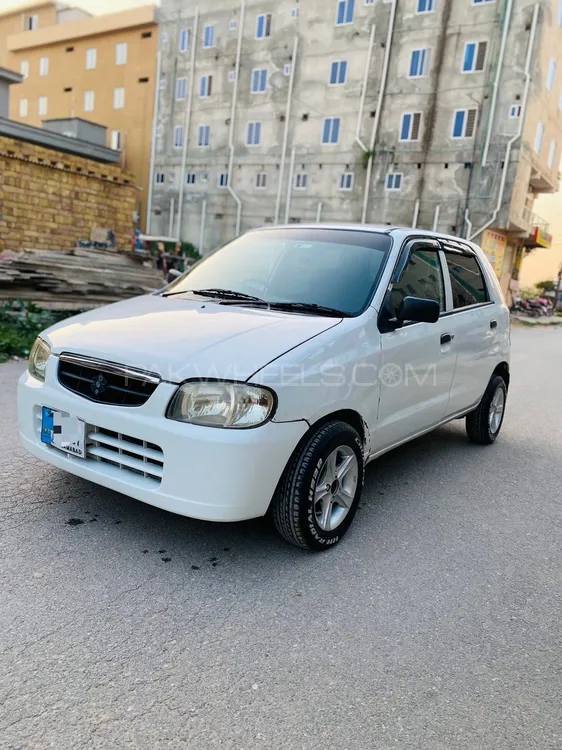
[0,0,158,13]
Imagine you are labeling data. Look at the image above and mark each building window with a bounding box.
[186,172,196,185]
[255,172,268,189]
[110,130,122,151]
[295,172,308,189]
[365,0,374,4]
[322,117,341,144]
[339,172,354,190]
[20,60,29,78]
[416,0,435,12]
[155,172,165,185]
[173,126,185,149]
[284,63,292,76]
[116,42,128,65]
[203,25,215,48]
[84,90,95,112]
[228,70,235,82]
[85,48,96,70]
[251,68,268,93]
[462,42,487,73]
[336,0,355,25]
[113,87,125,109]
[39,57,49,76]
[256,13,272,39]
[198,125,211,147]
[19,99,28,118]
[400,112,422,141]
[27,14,38,30]
[548,140,557,170]
[218,172,229,188]
[509,104,521,119]
[547,58,556,91]
[473,0,494,3]
[452,108,477,138]
[38,96,48,116]
[385,173,403,191]
[330,60,348,85]
[229,19,237,30]
[247,121,262,145]
[200,75,212,98]
[291,8,299,18]
[176,77,188,100]
[534,121,544,155]
[409,48,430,78]
[179,28,189,52]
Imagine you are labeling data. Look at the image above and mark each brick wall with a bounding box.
[0,135,137,253]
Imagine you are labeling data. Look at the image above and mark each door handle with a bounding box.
[490,320,498,329]
[440,333,454,345]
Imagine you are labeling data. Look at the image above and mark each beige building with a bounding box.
[2,1,157,229]
[521,192,562,287]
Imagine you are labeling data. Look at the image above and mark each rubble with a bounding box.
[0,247,165,310]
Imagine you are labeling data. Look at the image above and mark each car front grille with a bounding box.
[58,353,160,407]
[86,427,164,485]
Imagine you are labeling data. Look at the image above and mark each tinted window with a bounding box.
[390,248,445,317]
[165,228,392,316]
[446,253,488,308]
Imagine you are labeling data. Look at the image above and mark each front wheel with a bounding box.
[272,421,364,550]
[466,375,507,445]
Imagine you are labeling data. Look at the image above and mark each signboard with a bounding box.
[481,230,507,279]
[533,226,552,248]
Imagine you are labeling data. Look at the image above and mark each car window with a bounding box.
[390,248,445,317]
[164,228,392,317]
[445,253,489,308]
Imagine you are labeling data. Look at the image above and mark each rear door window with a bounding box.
[445,253,489,309]
[390,248,445,317]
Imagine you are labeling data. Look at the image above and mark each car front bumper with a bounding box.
[17,361,308,522]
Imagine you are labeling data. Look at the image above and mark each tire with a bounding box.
[272,420,364,551]
[466,375,507,445]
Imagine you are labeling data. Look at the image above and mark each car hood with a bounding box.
[43,294,341,382]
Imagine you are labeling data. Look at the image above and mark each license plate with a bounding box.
[41,407,86,459]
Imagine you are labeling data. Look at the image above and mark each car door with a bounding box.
[373,239,458,453]
[441,247,499,415]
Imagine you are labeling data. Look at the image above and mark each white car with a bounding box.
[18,226,510,550]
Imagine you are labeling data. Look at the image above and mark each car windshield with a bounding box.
[162,228,392,316]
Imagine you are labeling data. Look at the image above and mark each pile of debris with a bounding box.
[0,247,165,310]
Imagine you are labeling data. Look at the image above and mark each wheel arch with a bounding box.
[493,361,510,390]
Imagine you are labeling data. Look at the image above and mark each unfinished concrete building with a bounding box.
[149,0,562,293]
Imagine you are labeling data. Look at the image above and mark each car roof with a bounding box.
[250,224,481,250]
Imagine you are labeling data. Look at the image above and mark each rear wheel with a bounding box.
[466,375,507,445]
[272,421,364,550]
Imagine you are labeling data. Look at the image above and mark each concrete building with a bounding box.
[2,1,158,227]
[150,0,562,296]
[0,67,137,253]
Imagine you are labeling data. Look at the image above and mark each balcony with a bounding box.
[521,208,552,249]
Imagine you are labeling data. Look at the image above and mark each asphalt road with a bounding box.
[1,326,561,750]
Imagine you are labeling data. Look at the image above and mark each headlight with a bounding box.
[28,337,51,382]
[167,381,276,429]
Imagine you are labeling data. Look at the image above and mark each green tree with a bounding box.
[536,280,555,293]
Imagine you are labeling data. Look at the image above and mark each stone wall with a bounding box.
[0,136,137,253]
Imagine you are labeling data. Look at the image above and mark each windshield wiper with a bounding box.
[268,302,348,318]
[162,287,265,301]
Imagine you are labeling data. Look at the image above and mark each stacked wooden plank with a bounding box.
[0,248,165,310]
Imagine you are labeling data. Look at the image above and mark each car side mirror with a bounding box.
[397,296,440,324]
[167,268,182,284]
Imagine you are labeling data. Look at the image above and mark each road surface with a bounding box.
[1,326,561,749]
